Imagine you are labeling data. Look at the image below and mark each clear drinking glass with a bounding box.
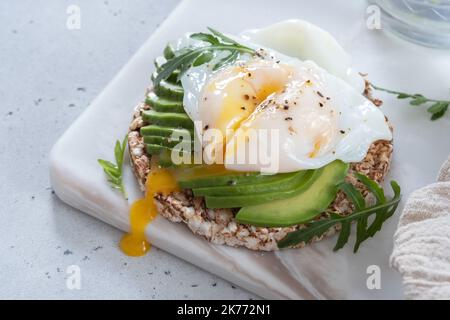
[369,0,450,49]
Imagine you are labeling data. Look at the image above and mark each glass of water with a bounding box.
[369,0,450,49]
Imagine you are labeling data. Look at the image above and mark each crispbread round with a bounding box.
[127,82,393,251]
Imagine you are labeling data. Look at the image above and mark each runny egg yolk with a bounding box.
[308,140,322,158]
[202,60,293,140]
[120,167,179,257]
[120,164,233,256]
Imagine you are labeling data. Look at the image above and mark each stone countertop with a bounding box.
[0,0,256,299]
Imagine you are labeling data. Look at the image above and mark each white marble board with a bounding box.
[49,0,450,299]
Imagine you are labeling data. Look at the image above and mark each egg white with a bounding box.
[240,19,365,92]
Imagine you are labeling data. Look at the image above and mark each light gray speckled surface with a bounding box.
[0,0,256,299]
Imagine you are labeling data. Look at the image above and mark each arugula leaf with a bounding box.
[277,174,401,253]
[192,50,214,67]
[370,83,450,120]
[156,48,204,85]
[190,33,221,45]
[207,27,241,46]
[428,102,449,120]
[410,97,428,105]
[98,135,128,200]
[154,27,255,86]
[397,93,410,99]
[213,51,238,70]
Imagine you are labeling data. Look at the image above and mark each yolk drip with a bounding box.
[120,167,179,257]
[119,164,237,256]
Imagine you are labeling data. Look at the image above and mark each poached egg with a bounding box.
[178,20,392,173]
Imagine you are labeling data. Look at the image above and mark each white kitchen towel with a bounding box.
[390,156,450,300]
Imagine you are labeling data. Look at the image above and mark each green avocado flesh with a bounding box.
[178,172,281,189]
[146,92,185,113]
[193,171,305,197]
[146,144,172,155]
[152,70,180,85]
[158,149,174,167]
[235,160,349,227]
[143,135,194,148]
[142,110,194,129]
[204,170,317,208]
[140,125,193,138]
[141,45,195,167]
[154,80,184,100]
[145,143,192,155]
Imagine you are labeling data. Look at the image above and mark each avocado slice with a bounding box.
[145,92,185,113]
[142,110,194,129]
[152,70,180,85]
[146,144,173,155]
[146,143,193,156]
[178,172,283,189]
[147,45,194,169]
[158,149,175,167]
[140,125,194,138]
[235,160,349,227]
[193,171,304,196]
[154,80,184,100]
[157,149,195,168]
[144,135,194,148]
[155,149,197,168]
[204,170,317,208]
